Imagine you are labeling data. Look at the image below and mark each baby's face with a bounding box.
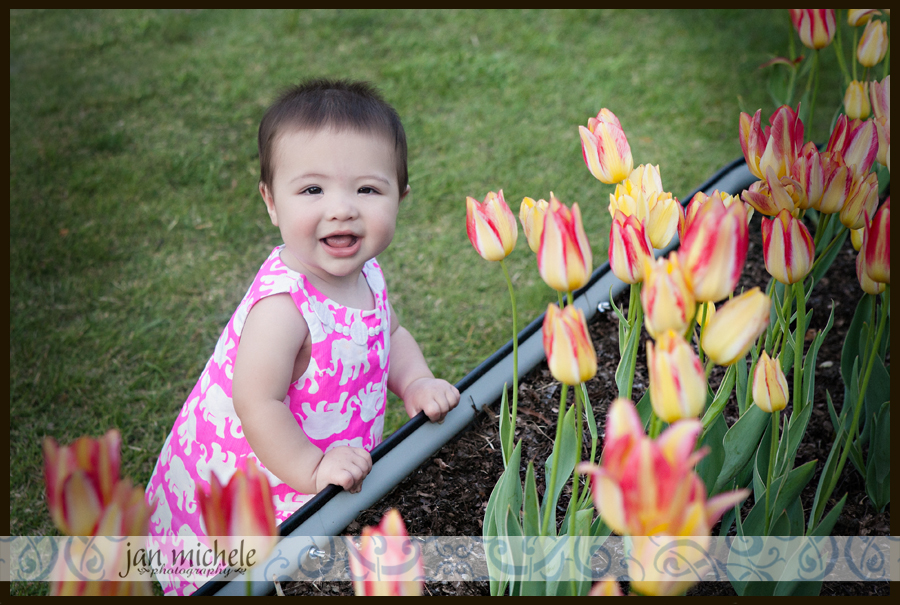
[261,128,406,285]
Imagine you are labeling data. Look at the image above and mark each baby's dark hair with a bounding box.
[258,78,407,191]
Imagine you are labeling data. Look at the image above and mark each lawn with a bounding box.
[9,9,846,590]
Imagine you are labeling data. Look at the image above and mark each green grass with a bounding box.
[10,10,848,591]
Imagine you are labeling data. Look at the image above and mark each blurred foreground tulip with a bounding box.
[350,509,424,596]
[696,301,716,328]
[196,462,278,566]
[647,330,707,423]
[578,398,748,538]
[847,9,881,26]
[752,351,789,413]
[843,80,871,120]
[519,196,549,253]
[590,577,624,596]
[580,109,633,184]
[857,19,889,67]
[543,303,597,386]
[790,9,836,49]
[739,104,804,181]
[538,195,592,292]
[466,190,517,261]
[864,199,890,284]
[701,288,771,366]
[761,209,815,284]
[680,193,749,302]
[641,253,695,339]
[870,76,890,167]
[609,210,653,284]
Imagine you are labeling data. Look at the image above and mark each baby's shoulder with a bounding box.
[242,293,308,346]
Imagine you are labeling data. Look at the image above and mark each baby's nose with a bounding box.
[327,194,359,220]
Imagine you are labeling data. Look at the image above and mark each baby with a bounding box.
[145,78,459,595]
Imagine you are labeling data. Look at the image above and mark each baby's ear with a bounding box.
[259,182,278,226]
[400,185,411,202]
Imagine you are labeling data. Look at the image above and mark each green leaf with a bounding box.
[741,460,816,536]
[499,385,512,467]
[582,383,598,464]
[523,462,541,537]
[810,494,847,537]
[696,413,727,497]
[615,319,641,397]
[777,402,812,479]
[800,304,834,411]
[635,390,652,430]
[485,440,523,595]
[809,227,848,288]
[736,356,749,415]
[701,364,735,431]
[715,404,769,492]
[841,293,873,386]
[542,405,577,532]
[865,402,890,512]
[504,505,524,597]
[860,352,890,443]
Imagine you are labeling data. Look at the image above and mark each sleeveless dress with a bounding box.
[145,246,390,595]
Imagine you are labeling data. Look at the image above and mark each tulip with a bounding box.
[579,108,634,184]
[752,351,789,413]
[790,142,824,210]
[864,199,890,284]
[857,19,888,67]
[647,330,707,423]
[761,209,815,284]
[519,196,549,253]
[609,210,653,284]
[843,80,871,120]
[847,9,881,26]
[543,303,597,386]
[680,193,749,302]
[350,509,424,596]
[610,165,681,249]
[857,246,886,295]
[538,195,592,292]
[790,9,836,49]
[641,253,695,339]
[196,462,278,565]
[578,398,748,539]
[870,76,891,167]
[851,226,865,251]
[43,429,122,535]
[466,190,517,261]
[701,288,771,366]
[739,105,804,181]
[840,171,880,229]
[681,190,747,240]
[590,577,624,596]
[816,157,852,214]
[696,301,716,329]
[826,115,878,177]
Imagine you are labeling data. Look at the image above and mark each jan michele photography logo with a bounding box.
[120,538,261,579]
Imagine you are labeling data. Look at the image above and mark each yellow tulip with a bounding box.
[543,303,597,385]
[857,19,888,67]
[701,288,771,366]
[641,253,695,339]
[519,196,549,253]
[647,330,707,423]
[752,351,789,413]
[843,80,871,120]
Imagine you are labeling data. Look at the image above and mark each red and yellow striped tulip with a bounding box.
[350,509,424,596]
[609,165,681,249]
[701,288,771,366]
[578,398,748,539]
[609,210,653,284]
[680,193,749,302]
[647,330,707,423]
[791,142,825,210]
[816,157,852,214]
[538,195,592,292]
[761,209,815,284]
[196,462,278,563]
[466,190,517,261]
[740,104,804,181]
[870,76,890,167]
[857,19,889,67]
[641,253,695,339]
[840,171,880,230]
[856,246,886,295]
[790,9,836,49]
[752,351,789,413]
[843,80,871,120]
[43,429,123,536]
[826,115,879,177]
[580,109,633,184]
[519,196,549,253]
[864,199,890,284]
[681,190,747,240]
[543,303,597,386]
[848,9,881,26]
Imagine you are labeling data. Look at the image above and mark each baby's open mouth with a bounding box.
[322,234,358,248]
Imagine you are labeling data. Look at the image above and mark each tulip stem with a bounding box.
[621,284,643,400]
[832,16,852,86]
[543,383,569,536]
[852,27,859,81]
[764,409,781,534]
[572,382,584,505]
[792,281,807,415]
[500,259,519,461]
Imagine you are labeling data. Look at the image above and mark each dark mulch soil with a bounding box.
[283,210,890,597]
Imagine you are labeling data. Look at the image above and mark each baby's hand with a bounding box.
[403,378,460,423]
[315,446,372,494]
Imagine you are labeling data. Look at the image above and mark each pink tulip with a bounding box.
[679,192,749,302]
[609,210,653,284]
[350,509,424,596]
[543,303,597,386]
[466,190,517,261]
[761,209,815,284]
[579,109,634,184]
[538,194,592,292]
[790,9,836,49]
[739,104,804,181]
[641,253,695,339]
[864,199,890,284]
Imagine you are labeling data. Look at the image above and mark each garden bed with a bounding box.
[282,209,889,597]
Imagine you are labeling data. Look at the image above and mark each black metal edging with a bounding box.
[195,156,757,595]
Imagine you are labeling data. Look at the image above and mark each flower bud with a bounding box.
[752,351,789,413]
[701,288,771,366]
[647,330,707,423]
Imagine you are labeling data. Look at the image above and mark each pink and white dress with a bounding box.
[145,246,390,595]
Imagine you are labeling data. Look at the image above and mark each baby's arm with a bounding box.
[387,302,460,422]
[232,294,372,494]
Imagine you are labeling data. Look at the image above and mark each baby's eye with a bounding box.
[301,186,322,195]
[358,186,380,195]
